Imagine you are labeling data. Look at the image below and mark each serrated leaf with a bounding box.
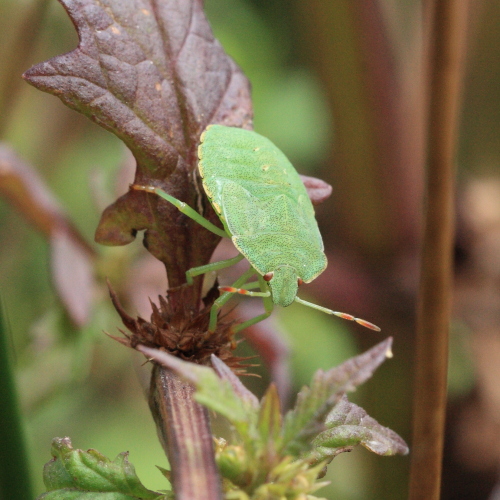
[23,0,253,285]
[40,437,162,499]
[309,395,409,461]
[282,337,393,455]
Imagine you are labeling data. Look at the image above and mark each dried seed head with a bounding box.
[106,280,252,373]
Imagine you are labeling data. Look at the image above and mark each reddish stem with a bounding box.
[147,362,222,500]
[409,2,469,499]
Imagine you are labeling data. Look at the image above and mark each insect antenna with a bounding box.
[294,296,381,332]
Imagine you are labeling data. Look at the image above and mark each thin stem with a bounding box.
[409,2,469,499]
[148,363,222,500]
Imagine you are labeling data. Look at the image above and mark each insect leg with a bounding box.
[232,275,274,334]
[131,184,228,238]
[241,281,261,290]
[186,254,245,285]
[218,285,271,297]
[208,267,256,332]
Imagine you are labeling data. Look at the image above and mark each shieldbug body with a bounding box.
[132,125,379,333]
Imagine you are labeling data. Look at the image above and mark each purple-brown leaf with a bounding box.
[23,0,253,295]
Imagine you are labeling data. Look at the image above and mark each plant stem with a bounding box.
[409,2,469,499]
[148,362,222,500]
[0,304,34,499]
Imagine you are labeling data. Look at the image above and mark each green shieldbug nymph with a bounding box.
[132,125,380,334]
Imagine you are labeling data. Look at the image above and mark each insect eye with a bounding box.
[263,272,274,282]
[297,278,304,286]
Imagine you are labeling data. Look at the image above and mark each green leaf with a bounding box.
[39,437,163,499]
[211,354,259,411]
[257,384,282,445]
[309,394,409,463]
[282,337,393,455]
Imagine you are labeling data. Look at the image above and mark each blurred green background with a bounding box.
[1,0,500,498]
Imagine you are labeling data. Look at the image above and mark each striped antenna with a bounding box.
[294,296,381,332]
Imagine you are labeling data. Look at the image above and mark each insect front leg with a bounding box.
[231,275,274,334]
[131,184,228,238]
[207,267,257,333]
[185,254,245,285]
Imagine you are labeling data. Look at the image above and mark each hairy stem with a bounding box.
[409,2,469,499]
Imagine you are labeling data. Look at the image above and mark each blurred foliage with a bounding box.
[0,0,499,499]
